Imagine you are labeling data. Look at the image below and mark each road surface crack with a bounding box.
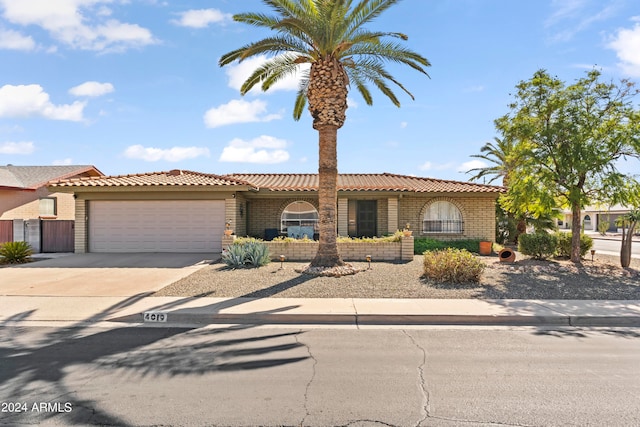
[402,330,430,426]
[296,330,317,426]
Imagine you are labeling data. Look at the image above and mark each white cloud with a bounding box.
[0,141,35,154]
[123,144,210,162]
[0,28,36,50]
[457,160,487,173]
[347,97,358,109]
[172,9,232,28]
[420,161,433,171]
[608,22,640,77]
[400,121,408,129]
[545,0,617,42]
[203,99,282,128]
[224,54,309,94]
[0,84,85,121]
[52,158,73,165]
[0,0,156,52]
[420,161,454,171]
[219,135,289,164]
[464,85,485,93]
[69,81,114,97]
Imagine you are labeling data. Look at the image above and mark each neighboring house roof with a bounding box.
[227,172,505,193]
[49,169,256,189]
[0,165,103,190]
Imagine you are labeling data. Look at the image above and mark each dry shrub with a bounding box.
[423,248,485,283]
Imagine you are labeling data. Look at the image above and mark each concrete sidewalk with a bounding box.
[1,295,639,327]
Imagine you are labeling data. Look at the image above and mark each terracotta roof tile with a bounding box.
[227,172,505,193]
[49,170,254,188]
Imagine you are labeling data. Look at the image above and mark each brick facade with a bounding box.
[244,194,497,242]
[223,235,415,262]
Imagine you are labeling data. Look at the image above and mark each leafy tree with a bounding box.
[497,69,640,262]
[219,0,430,272]
[468,136,556,243]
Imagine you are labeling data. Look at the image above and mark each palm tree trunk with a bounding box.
[310,125,345,268]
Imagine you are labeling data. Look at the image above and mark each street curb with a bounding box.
[108,312,640,327]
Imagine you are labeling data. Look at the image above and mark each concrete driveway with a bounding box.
[0,253,216,297]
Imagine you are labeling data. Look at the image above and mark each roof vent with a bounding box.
[168,169,182,176]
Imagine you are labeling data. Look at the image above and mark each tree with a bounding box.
[468,136,516,186]
[497,69,640,263]
[219,0,430,273]
[467,136,524,243]
[618,209,640,268]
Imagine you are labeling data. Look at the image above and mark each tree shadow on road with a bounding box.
[0,294,309,426]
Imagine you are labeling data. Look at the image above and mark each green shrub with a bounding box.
[518,232,557,260]
[555,232,593,259]
[422,248,485,283]
[222,240,270,268]
[337,231,402,243]
[414,238,481,255]
[272,235,314,243]
[0,241,33,264]
[597,221,610,235]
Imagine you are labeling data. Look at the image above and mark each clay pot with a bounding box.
[479,241,492,255]
[499,248,516,263]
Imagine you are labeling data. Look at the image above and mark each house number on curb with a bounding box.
[143,311,168,322]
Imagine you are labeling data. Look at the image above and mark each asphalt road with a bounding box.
[592,236,640,257]
[1,325,639,426]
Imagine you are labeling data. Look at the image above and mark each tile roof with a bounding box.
[49,169,255,188]
[0,165,102,189]
[227,172,505,193]
[48,170,504,193]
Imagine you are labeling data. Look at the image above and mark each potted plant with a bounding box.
[403,223,413,237]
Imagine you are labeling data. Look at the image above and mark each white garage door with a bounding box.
[89,200,225,253]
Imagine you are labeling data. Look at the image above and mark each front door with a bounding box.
[357,200,377,237]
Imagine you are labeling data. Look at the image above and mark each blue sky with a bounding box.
[1,0,639,182]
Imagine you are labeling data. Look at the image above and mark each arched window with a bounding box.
[281,201,319,238]
[423,201,464,234]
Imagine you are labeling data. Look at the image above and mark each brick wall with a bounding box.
[246,197,319,238]
[74,199,87,253]
[399,195,496,241]
[222,235,415,262]
[244,193,497,242]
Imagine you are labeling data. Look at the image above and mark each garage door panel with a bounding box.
[89,200,224,253]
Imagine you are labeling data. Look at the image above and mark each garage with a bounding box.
[89,200,225,253]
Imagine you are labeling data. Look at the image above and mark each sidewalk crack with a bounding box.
[351,298,360,329]
[296,330,317,426]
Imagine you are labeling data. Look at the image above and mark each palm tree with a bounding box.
[467,136,515,186]
[220,0,430,272]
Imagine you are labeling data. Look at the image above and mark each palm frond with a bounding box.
[293,88,308,121]
[220,0,430,118]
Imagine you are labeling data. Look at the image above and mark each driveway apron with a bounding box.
[0,253,214,297]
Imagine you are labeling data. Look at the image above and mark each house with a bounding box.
[0,165,103,251]
[48,170,504,254]
[560,204,636,233]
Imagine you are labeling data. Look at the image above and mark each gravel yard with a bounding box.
[154,252,640,300]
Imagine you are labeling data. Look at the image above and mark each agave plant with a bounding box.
[0,241,33,264]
